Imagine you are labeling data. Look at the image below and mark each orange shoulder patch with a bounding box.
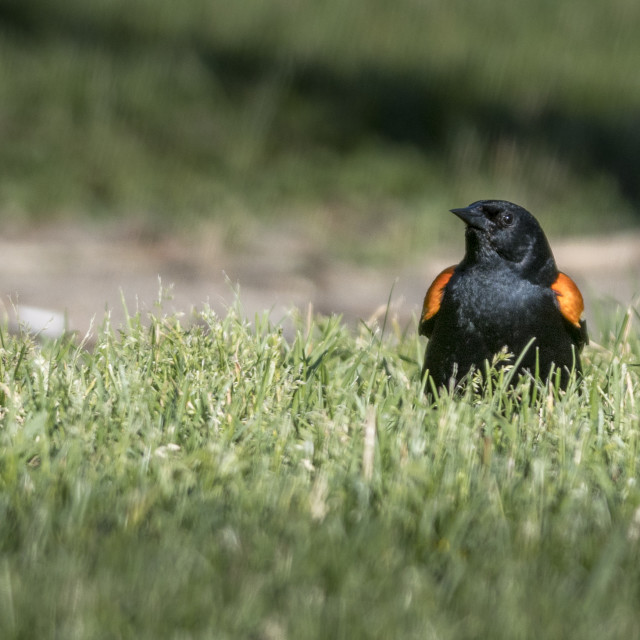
[551,272,584,328]
[421,265,456,324]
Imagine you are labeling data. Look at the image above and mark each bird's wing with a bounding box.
[551,272,589,348]
[419,265,456,337]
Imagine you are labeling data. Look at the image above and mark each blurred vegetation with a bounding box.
[0,0,639,259]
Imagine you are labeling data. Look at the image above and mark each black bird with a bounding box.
[420,200,588,390]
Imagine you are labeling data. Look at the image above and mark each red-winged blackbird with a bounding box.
[420,200,588,390]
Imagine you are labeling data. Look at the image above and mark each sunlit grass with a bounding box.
[0,300,638,638]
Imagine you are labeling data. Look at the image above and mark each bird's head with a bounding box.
[451,200,557,283]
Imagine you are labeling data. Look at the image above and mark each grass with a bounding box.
[0,298,639,638]
[1,0,640,261]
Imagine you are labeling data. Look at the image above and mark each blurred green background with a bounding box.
[1,0,639,263]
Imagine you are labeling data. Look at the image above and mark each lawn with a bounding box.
[0,301,638,638]
[1,3,640,635]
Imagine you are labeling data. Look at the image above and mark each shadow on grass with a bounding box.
[198,45,640,207]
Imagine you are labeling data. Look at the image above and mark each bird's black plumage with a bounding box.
[420,200,588,390]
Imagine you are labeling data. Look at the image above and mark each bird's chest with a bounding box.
[445,268,550,341]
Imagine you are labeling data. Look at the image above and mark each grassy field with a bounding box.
[1,0,640,260]
[0,300,639,638]
[1,4,640,635]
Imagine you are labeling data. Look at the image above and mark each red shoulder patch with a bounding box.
[551,272,584,328]
[421,265,456,325]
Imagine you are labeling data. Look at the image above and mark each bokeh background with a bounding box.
[1,0,639,334]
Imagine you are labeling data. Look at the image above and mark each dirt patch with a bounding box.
[1,223,638,339]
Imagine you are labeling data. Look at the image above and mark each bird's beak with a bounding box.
[450,205,488,231]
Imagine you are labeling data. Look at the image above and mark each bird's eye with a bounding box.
[502,213,514,226]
